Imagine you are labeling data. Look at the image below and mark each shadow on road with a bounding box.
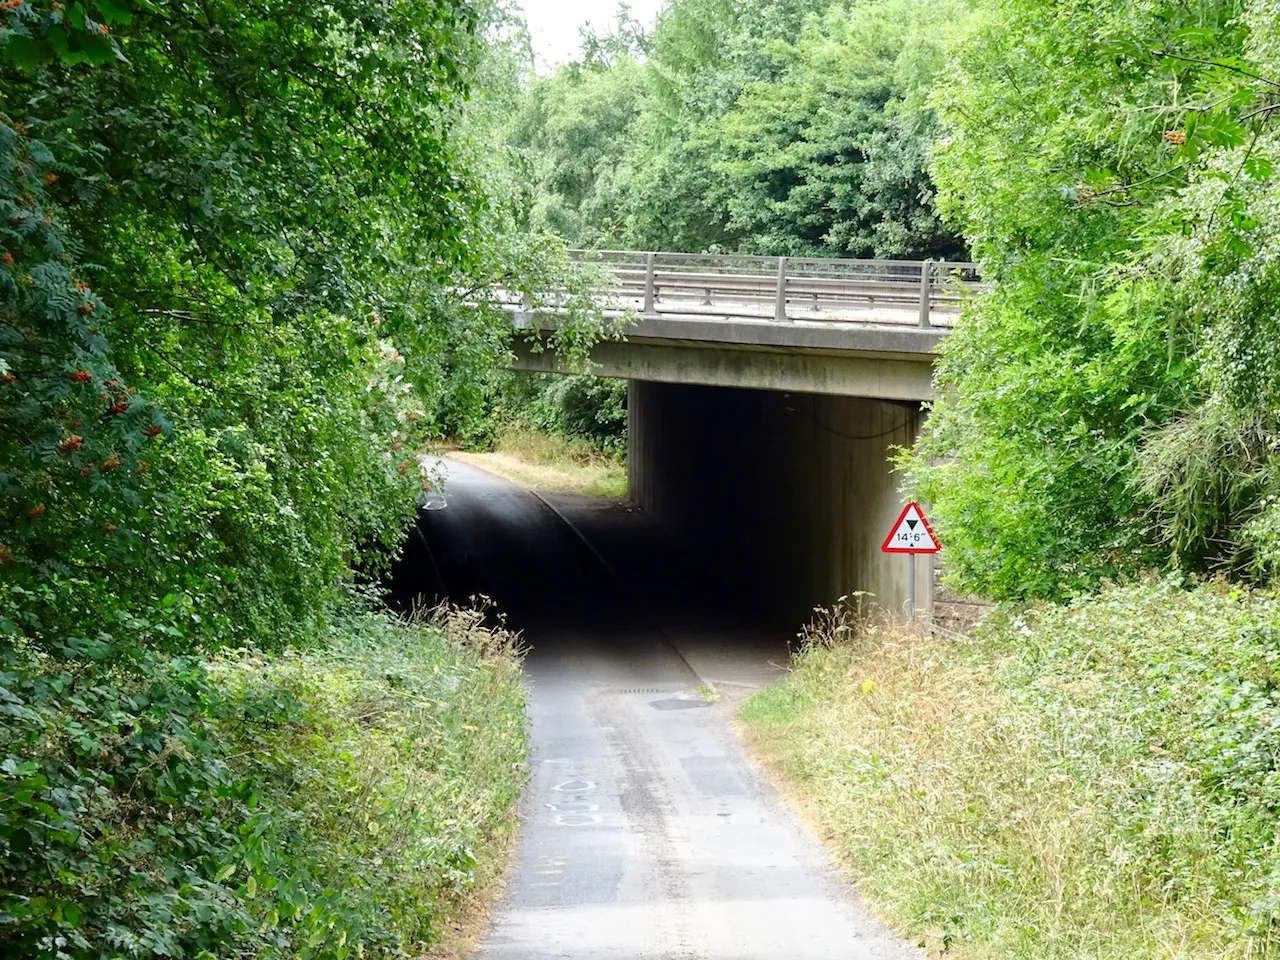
[386,458,793,687]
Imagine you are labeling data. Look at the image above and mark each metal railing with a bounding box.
[566,250,983,328]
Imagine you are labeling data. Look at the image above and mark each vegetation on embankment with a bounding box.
[452,424,627,497]
[3,606,526,957]
[446,370,627,496]
[741,580,1280,960]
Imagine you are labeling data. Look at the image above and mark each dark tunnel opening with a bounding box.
[387,378,928,655]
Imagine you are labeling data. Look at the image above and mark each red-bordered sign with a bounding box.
[881,501,941,554]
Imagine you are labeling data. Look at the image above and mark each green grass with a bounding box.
[740,580,1280,960]
[210,607,528,957]
[452,425,626,497]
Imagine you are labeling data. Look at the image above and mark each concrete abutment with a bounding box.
[627,379,930,627]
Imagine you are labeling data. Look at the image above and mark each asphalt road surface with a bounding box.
[391,458,919,960]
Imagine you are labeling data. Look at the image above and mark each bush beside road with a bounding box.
[1,607,526,958]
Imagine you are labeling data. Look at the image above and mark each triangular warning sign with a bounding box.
[881,501,941,554]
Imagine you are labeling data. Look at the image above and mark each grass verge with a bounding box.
[211,606,527,957]
[0,606,526,959]
[451,425,626,497]
[739,579,1280,959]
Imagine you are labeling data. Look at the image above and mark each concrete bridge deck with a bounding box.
[508,250,979,401]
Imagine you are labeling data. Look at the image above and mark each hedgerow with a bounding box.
[0,3,549,956]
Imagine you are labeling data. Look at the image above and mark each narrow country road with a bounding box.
[392,459,919,960]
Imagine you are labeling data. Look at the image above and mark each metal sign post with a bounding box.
[881,501,941,623]
[908,556,916,622]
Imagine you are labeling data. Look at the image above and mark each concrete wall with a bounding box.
[628,379,931,627]
[513,337,936,401]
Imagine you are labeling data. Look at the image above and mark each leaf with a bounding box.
[213,864,236,884]
[94,0,133,25]
[1243,154,1272,181]
[2,34,51,70]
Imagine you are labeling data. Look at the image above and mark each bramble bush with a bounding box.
[0,1,546,956]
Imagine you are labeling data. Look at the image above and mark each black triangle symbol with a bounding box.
[906,519,918,530]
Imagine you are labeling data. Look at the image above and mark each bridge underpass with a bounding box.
[504,250,967,623]
[627,380,927,626]
[386,252,967,959]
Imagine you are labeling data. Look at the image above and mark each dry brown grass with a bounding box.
[739,597,1265,960]
[450,426,626,497]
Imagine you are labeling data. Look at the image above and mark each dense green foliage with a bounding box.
[4,609,525,958]
[505,0,962,258]
[0,2,567,955]
[743,579,1280,958]
[2,0,493,646]
[905,0,1280,598]
[491,373,627,456]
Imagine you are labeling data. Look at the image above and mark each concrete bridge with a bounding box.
[506,250,982,627]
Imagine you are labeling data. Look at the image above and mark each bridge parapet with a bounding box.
[507,250,983,400]
[568,249,982,328]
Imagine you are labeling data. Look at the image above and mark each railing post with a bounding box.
[643,252,656,315]
[918,258,934,328]
[774,256,789,322]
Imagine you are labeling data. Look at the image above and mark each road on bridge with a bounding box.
[393,459,919,960]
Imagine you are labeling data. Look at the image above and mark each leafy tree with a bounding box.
[904,0,1280,597]
[714,0,963,258]
[503,0,961,259]
[507,54,648,246]
[0,1,599,954]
